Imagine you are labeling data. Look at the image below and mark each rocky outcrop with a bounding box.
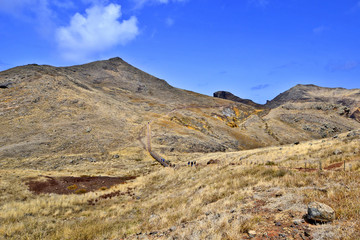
[213,91,265,108]
[350,108,360,122]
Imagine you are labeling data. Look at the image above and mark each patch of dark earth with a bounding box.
[26,175,136,195]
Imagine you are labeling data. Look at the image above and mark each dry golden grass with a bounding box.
[0,130,360,239]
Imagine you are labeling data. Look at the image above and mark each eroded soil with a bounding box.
[26,175,136,195]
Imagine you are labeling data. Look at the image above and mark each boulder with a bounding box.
[307,202,335,222]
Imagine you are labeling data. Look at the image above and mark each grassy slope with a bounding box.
[1,130,360,239]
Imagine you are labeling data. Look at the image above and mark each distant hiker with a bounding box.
[188,161,190,166]
[194,161,197,166]
[191,162,193,167]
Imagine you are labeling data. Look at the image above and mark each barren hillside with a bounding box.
[1,58,360,240]
[1,58,360,167]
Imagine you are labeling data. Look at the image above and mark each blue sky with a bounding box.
[0,0,359,103]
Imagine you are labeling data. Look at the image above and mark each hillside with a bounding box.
[214,85,360,144]
[1,59,360,168]
[265,84,360,111]
[1,58,360,239]
[0,57,264,165]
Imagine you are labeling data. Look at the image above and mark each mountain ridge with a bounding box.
[1,57,360,165]
[214,84,360,120]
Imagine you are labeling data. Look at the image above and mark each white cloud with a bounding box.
[133,0,186,8]
[56,3,139,61]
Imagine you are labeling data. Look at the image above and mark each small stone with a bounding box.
[293,220,300,225]
[307,201,335,222]
[113,154,120,159]
[333,149,342,155]
[275,222,282,226]
[275,192,283,197]
[205,211,211,216]
[304,229,311,237]
[279,233,286,238]
[248,230,256,238]
[86,127,92,133]
[230,209,236,213]
[169,226,176,232]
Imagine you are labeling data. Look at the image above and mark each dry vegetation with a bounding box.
[1,129,360,240]
[1,59,360,239]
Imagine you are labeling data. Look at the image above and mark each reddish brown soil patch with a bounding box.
[26,175,136,195]
[324,162,343,170]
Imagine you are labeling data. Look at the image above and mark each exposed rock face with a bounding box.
[213,91,264,108]
[350,108,360,122]
[307,202,335,222]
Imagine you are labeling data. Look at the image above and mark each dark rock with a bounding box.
[275,222,282,226]
[207,159,220,165]
[113,154,120,159]
[213,91,265,108]
[279,233,286,238]
[0,82,12,88]
[304,229,311,237]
